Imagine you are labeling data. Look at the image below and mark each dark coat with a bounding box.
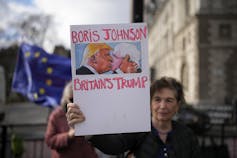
[76,66,95,75]
[90,121,201,158]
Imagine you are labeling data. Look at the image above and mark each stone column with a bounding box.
[208,49,233,104]
[0,66,6,104]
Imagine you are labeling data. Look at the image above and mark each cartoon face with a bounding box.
[94,48,113,73]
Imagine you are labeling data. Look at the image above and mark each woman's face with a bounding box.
[151,88,179,123]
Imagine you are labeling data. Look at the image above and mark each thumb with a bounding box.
[124,54,130,61]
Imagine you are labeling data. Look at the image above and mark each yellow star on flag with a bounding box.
[33,93,38,100]
[39,88,45,95]
[46,79,52,86]
[41,57,48,63]
[25,52,31,58]
[47,67,53,74]
[34,52,40,58]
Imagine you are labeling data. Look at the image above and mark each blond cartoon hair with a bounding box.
[80,43,113,66]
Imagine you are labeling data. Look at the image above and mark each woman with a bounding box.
[67,77,201,158]
[45,82,98,158]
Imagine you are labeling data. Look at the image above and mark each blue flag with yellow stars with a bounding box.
[12,43,71,108]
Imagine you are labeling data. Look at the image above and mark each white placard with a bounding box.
[70,23,151,136]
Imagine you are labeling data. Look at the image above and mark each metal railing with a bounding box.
[0,124,51,158]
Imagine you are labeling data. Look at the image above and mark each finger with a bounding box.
[127,66,137,73]
[124,54,130,61]
[132,62,138,67]
[67,103,79,109]
[68,117,85,127]
[69,111,84,120]
[67,107,81,116]
[67,104,82,116]
[67,114,85,126]
[67,103,78,114]
[68,114,85,123]
[67,108,85,121]
[66,109,82,123]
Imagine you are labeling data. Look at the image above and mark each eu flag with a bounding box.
[12,43,71,108]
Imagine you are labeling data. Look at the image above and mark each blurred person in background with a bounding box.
[45,82,98,158]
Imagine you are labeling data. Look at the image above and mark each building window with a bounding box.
[218,24,232,40]
[182,37,186,50]
[163,13,168,24]
[185,0,190,16]
[150,67,156,83]
[188,32,191,44]
[181,63,189,91]
[224,0,237,13]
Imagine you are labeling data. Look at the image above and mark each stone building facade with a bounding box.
[147,0,237,105]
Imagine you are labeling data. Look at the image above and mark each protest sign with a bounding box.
[70,23,150,135]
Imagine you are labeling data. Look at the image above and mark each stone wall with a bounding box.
[148,0,237,105]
